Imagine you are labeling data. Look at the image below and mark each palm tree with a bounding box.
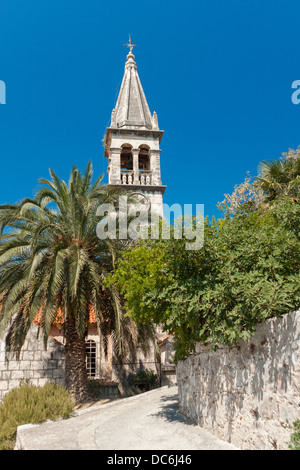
[255,153,300,203]
[0,162,154,402]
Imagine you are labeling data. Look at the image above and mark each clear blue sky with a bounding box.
[0,0,299,219]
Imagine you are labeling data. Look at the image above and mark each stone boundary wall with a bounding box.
[0,324,65,402]
[177,309,300,450]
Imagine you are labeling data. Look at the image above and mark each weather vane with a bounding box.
[124,35,137,53]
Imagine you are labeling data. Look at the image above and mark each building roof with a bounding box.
[110,50,159,131]
[157,334,173,345]
[33,304,97,327]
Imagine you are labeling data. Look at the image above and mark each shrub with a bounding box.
[0,382,74,450]
[289,419,300,450]
[131,369,158,391]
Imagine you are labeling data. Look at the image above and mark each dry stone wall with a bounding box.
[0,323,65,401]
[177,309,300,450]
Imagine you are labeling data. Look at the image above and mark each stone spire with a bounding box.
[104,39,166,217]
[110,40,158,131]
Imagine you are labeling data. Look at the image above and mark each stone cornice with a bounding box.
[107,183,167,195]
[106,127,164,142]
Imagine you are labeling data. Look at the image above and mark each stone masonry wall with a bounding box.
[0,324,65,402]
[177,309,300,450]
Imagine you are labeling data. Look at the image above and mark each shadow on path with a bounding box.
[150,390,195,426]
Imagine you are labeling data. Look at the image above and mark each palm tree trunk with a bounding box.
[64,314,89,403]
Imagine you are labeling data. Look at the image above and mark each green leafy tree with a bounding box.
[109,212,300,361]
[0,163,152,402]
[107,149,300,361]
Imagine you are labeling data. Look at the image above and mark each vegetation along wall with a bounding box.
[177,309,300,450]
[0,324,65,402]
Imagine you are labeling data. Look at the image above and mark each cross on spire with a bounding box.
[124,35,137,54]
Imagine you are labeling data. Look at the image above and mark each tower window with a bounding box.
[86,340,96,378]
[138,146,150,171]
[121,145,133,170]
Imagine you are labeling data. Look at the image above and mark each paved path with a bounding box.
[15,386,238,450]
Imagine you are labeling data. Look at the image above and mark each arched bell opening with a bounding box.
[120,144,134,184]
[120,144,133,171]
[138,145,152,185]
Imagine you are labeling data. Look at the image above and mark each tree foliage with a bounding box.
[218,147,300,214]
[107,150,300,362]
[0,163,155,401]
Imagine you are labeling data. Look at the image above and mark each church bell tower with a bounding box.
[104,38,166,216]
